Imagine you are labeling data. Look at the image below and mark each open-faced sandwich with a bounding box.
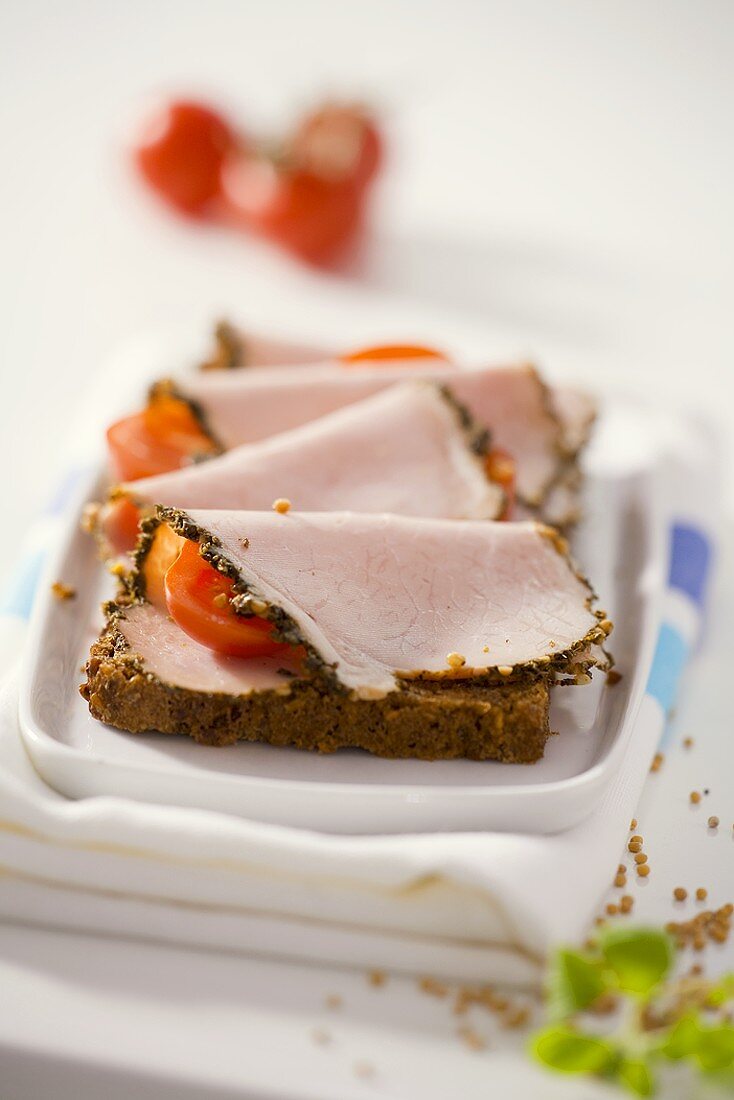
[82,509,612,762]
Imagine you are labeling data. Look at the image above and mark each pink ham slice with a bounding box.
[178,363,560,507]
[112,384,503,525]
[119,602,300,695]
[167,510,604,697]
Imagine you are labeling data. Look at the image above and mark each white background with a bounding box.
[1,0,733,583]
[1,4,733,1097]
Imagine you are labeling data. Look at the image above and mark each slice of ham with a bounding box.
[177,362,561,506]
[112,384,503,525]
[199,321,333,371]
[550,386,597,456]
[119,602,300,695]
[160,510,606,697]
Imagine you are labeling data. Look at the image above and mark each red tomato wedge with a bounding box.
[107,396,217,481]
[104,496,142,554]
[164,540,292,659]
[339,344,448,365]
[485,448,516,520]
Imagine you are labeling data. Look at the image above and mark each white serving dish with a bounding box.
[19,396,665,835]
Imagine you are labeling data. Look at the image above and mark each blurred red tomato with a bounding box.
[135,100,235,216]
[220,155,364,265]
[289,104,382,189]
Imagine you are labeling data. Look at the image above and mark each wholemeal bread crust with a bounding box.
[81,623,551,763]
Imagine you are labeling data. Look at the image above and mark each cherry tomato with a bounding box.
[339,344,448,365]
[221,155,363,265]
[106,396,217,481]
[485,448,516,520]
[164,540,291,658]
[135,100,235,216]
[289,104,382,189]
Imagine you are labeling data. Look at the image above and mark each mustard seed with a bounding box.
[674,887,688,902]
[683,737,694,749]
[696,888,708,901]
[614,873,627,888]
[272,498,292,514]
[690,791,701,804]
[446,652,466,670]
[708,816,719,829]
[606,903,619,916]
[630,835,643,845]
[620,895,634,914]
[630,819,637,831]
[628,839,643,853]
[637,864,650,878]
[634,853,648,865]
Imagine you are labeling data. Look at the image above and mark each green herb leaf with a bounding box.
[617,1058,655,1096]
[659,1013,702,1060]
[694,1025,734,1073]
[546,949,608,1019]
[598,926,673,995]
[531,1025,616,1074]
[706,974,734,1008]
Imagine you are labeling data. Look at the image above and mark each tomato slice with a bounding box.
[164,540,292,659]
[485,448,516,520]
[339,343,448,365]
[104,496,143,554]
[107,396,217,481]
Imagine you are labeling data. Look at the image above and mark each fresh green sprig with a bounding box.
[530,926,734,1096]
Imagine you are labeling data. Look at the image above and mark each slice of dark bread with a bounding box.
[82,621,551,763]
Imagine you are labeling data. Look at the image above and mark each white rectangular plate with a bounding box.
[19,397,664,834]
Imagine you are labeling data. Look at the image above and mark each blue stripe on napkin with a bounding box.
[0,546,47,620]
[668,523,712,609]
[646,623,689,717]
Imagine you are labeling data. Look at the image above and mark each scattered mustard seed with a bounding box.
[637,864,651,878]
[708,816,719,829]
[446,652,466,670]
[457,1026,486,1051]
[630,819,638,831]
[650,752,664,773]
[482,645,489,653]
[418,977,449,999]
[674,887,688,902]
[51,581,76,600]
[683,737,694,749]
[634,853,648,865]
[272,498,291,514]
[628,839,643,854]
[696,888,708,902]
[367,969,387,988]
[614,873,627,888]
[690,791,702,804]
[620,895,634,914]
[353,1061,375,1079]
[606,903,619,916]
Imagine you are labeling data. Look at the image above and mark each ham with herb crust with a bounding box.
[159,363,564,509]
[102,384,504,548]
[152,509,610,698]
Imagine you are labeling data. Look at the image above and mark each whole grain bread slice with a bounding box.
[82,616,551,763]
